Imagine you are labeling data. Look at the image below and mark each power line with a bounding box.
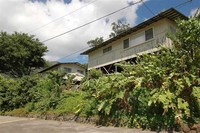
[141,0,155,16]
[58,30,168,62]
[41,0,142,43]
[55,0,192,61]
[58,46,89,61]
[28,0,98,34]
[142,0,192,16]
[174,0,192,9]
[57,36,111,61]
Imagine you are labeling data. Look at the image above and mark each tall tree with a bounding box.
[87,37,104,47]
[0,32,48,77]
[109,20,130,38]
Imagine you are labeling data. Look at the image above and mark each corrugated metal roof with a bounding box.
[81,8,188,55]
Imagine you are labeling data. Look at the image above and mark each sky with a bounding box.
[0,0,199,64]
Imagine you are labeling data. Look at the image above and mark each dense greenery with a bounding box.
[0,31,84,118]
[0,71,84,116]
[0,32,47,77]
[79,16,200,130]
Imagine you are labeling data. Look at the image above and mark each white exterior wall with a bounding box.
[88,19,176,70]
[58,64,86,76]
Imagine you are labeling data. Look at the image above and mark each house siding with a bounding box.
[59,64,86,75]
[88,18,176,70]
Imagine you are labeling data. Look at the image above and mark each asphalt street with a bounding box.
[0,116,156,133]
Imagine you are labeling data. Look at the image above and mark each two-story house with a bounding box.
[39,62,87,81]
[81,8,187,73]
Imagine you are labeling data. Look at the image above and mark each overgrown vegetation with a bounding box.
[78,16,200,130]
[0,71,84,117]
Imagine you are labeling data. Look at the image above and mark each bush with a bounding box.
[0,75,38,111]
[0,70,85,117]
[0,71,65,112]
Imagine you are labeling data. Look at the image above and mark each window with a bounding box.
[129,32,145,47]
[145,28,153,41]
[170,26,176,34]
[123,38,129,49]
[64,67,72,73]
[103,46,112,53]
[77,70,84,74]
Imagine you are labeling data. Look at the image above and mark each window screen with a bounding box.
[103,46,112,53]
[123,38,129,49]
[145,28,153,41]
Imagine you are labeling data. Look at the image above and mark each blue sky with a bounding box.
[136,0,200,23]
[0,0,199,64]
[59,55,88,64]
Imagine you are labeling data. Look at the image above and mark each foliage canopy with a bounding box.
[87,37,104,47]
[0,32,47,77]
[109,20,130,38]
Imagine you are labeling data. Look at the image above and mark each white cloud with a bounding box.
[0,0,143,61]
[190,8,198,17]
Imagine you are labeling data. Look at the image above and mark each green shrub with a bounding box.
[0,75,38,111]
[0,71,66,112]
[89,68,103,79]
[52,90,85,115]
[0,70,85,117]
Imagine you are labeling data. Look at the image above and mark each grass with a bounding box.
[50,90,85,115]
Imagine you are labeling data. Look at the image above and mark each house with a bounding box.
[81,8,187,73]
[39,62,87,82]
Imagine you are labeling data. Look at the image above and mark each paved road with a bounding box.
[0,116,155,133]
